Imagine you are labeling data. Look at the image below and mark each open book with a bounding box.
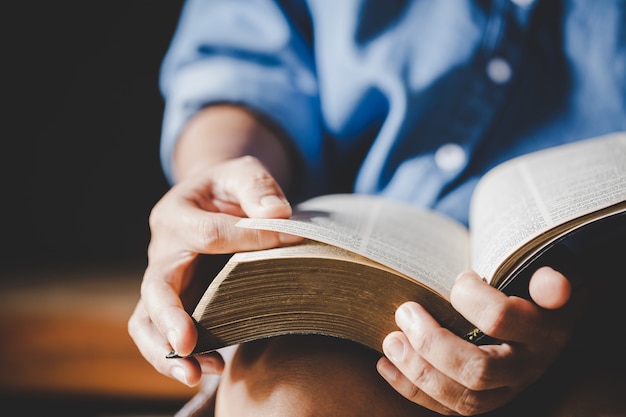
[184,132,626,355]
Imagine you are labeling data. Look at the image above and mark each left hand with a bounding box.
[376,267,582,415]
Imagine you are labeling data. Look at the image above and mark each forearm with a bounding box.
[172,105,294,190]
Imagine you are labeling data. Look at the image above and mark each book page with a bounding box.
[237,194,470,297]
[469,132,626,282]
[231,239,402,274]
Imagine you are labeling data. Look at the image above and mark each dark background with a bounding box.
[2,1,184,275]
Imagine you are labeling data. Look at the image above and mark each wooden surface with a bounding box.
[0,265,197,402]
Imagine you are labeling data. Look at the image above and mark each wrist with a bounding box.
[173,104,293,187]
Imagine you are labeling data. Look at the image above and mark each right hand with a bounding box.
[128,156,302,386]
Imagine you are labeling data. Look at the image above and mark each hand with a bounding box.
[128,156,302,386]
[377,267,582,415]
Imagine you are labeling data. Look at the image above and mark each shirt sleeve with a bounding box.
[158,0,323,186]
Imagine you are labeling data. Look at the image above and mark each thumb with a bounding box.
[528,266,572,310]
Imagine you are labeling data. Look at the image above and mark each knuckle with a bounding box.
[148,202,165,229]
[403,321,424,347]
[140,272,157,294]
[127,313,140,338]
[234,155,267,175]
[407,325,436,356]
[148,197,179,237]
[459,355,491,390]
[248,169,278,191]
[407,359,431,389]
[478,300,510,337]
[199,216,242,254]
[238,155,261,166]
[235,156,278,188]
[404,383,423,403]
[453,390,483,416]
[198,217,222,250]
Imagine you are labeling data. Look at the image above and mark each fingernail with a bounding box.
[167,331,178,352]
[260,195,288,207]
[172,366,187,385]
[384,337,406,362]
[377,358,398,382]
[395,303,413,330]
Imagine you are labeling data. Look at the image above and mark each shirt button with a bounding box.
[435,143,466,171]
[486,57,512,84]
[511,0,534,6]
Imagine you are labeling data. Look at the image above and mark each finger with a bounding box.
[380,329,515,416]
[209,156,293,219]
[128,300,202,386]
[176,209,302,254]
[376,356,453,415]
[197,351,226,375]
[140,265,199,358]
[389,302,522,390]
[451,270,542,343]
[155,180,302,256]
[528,266,571,309]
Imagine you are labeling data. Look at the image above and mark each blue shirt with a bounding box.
[159,0,626,225]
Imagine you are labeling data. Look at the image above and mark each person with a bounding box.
[128,0,626,415]
[175,334,442,417]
